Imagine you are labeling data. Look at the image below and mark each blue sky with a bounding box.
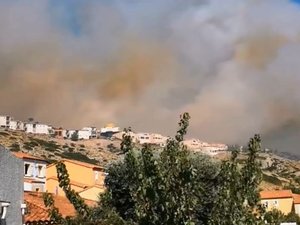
[47,0,300,36]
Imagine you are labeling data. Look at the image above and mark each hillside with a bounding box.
[0,130,121,166]
[1,129,300,191]
[214,151,300,191]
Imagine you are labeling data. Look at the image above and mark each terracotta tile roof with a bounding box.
[260,190,293,199]
[293,194,300,204]
[24,191,97,223]
[25,200,50,222]
[13,152,48,162]
[47,159,104,171]
[47,176,88,188]
[24,191,76,222]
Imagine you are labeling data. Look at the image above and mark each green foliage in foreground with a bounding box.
[43,113,294,225]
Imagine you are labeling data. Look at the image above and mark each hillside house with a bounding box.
[100,123,120,138]
[63,129,76,139]
[46,159,106,201]
[53,127,64,138]
[81,127,97,139]
[0,146,25,225]
[9,120,24,131]
[75,127,97,140]
[24,123,51,135]
[182,139,208,149]
[260,190,294,215]
[183,139,228,156]
[136,133,168,147]
[0,115,11,129]
[13,152,48,192]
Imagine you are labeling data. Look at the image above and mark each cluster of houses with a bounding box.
[1,145,300,225]
[0,146,105,224]
[0,115,119,140]
[0,115,229,156]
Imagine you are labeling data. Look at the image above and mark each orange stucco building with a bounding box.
[46,159,105,201]
[260,190,294,215]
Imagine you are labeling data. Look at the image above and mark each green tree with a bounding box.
[209,135,265,225]
[44,113,280,225]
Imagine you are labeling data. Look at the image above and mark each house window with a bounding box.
[37,165,43,177]
[95,171,99,181]
[24,164,30,176]
[0,201,10,220]
[273,200,279,207]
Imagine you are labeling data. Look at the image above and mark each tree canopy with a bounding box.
[43,113,293,225]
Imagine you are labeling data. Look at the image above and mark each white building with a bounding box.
[135,133,167,146]
[136,133,151,144]
[63,129,77,139]
[100,123,121,138]
[13,152,48,192]
[150,133,169,147]
[78,129,91,140]
[9,120,24,131]
[24,123,51,135]
[79,127,97,139]
[182,139,209,149]
[0,115,12,129]
[183,139,228,156]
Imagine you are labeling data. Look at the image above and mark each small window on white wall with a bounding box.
[37,165,43,177]
[24,164,30,176]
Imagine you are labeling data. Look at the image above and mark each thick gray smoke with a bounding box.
[1,0,300,152]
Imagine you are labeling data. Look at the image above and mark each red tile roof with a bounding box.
[47,159,104,171]
[260,190,293,199]
[24,191,97,222]
[293,194,300,204]
[13,152,48,162]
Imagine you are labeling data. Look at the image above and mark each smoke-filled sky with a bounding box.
[1,0,300,152]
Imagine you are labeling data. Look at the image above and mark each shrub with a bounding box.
[262,174,282,186]
[9,143,20,152]
[61,152,99,165]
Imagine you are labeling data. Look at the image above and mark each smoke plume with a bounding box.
[1,0,300,152]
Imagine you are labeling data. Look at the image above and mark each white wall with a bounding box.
[35,124,50,134]
[0,115,11,128]
[136,133,168,146]
[137,133,151,144]
[24,182,32,192]
[78,129,91,140]
[295,204,300,217]
[9,121,24,130]
[24,160,47,181]
[23,159,47,192]
[25,123,34,133]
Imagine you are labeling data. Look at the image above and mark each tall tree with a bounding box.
[44,113,276,225]
[209,135,265,225]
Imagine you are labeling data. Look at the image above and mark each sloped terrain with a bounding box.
[0,130,121,166]
[1,129,300,191]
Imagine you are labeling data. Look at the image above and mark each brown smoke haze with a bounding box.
[1,0,300,152]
